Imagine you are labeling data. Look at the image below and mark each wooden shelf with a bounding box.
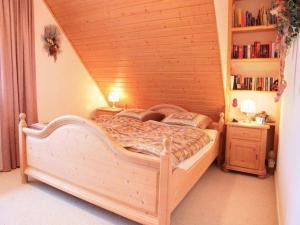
[227,0,280,167]
[231,90,276,93]
[233,0,250,2]
[231,58,280,63]
[265,122,276,126]
[232,25,276,33]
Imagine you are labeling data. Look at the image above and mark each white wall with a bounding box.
[0,127,2,170]
[213,0,228,92]
[276,37,300,225]
[34,0,107,123]
[229,91,279,121]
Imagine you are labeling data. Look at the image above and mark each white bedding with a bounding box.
[176,129,218,170]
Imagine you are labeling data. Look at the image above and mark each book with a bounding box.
[233,75,238,90]
[247,45,251,58]
[254,41,261,58]
[232,45,240,59]
[231,75,277,91]
[233,7,277,28]
[239,45,243,59]
[269,42,273,58]
[260,44,269,58]
[243,45,248,58]
[232,41,279,59]
[231,75,235,90]
[271,42,275,58]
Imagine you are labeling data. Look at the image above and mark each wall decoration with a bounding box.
[271,0,300,102]
[232,98,238,108]
[42,24,61,61]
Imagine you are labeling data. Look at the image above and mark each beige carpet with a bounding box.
[0,165,277,225]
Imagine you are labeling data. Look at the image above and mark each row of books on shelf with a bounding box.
[232,42,280,59]
[233,6,277,27]
[231,75,278,91]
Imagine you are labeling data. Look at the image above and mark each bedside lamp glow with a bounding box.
[108,91,120,108]
[240,99,256,123]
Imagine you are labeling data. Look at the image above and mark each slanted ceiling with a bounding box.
[45,0,225,120]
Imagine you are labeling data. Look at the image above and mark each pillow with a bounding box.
[162,112,212,129]
[116,109,165,122]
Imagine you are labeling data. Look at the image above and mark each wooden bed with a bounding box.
[18,104,224,225]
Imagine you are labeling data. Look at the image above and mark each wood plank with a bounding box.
[44,0,225,120]
[232,25,276,33]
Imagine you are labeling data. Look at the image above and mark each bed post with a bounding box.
[218,112,225,133]
[19,113,28,184]
[158,138,172,225]
[217,112,225,166]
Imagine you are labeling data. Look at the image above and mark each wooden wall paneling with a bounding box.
[44,0,225,121]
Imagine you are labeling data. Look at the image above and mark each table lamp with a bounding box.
[108,91,120,108]
[240,99,256,123]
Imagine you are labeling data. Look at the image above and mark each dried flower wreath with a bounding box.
[271,0,300,101]
[42,25,61,61]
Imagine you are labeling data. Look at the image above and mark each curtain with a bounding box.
[0,0,37,172]
[276,36,300,225]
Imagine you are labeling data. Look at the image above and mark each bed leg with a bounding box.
[19,113,28,184]
[158,138,172,225]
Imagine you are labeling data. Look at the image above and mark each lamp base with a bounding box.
[111,102,116,109]
[244,113,252,123]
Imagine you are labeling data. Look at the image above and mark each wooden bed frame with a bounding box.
[18,104,224,225]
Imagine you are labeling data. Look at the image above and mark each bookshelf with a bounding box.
[226,0,281,163]
[232,25,276,33]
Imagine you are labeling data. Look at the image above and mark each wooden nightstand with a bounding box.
[224,122,271,178]
[95,107,123,117]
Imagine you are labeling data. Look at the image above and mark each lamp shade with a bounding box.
[240,99,256,113]
[108,91,120,103]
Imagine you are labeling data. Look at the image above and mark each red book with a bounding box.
[239,45,243,59]
[238,9,242,27]
[251,45,255,58]
[241,11,245,27]
[255,42,261,58]
[259,78,263,91]
[269,42,272,58]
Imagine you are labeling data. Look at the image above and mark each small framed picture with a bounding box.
[255,117,265,125]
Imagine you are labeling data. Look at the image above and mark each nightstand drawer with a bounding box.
[229,139,260,170]
[230,126,261,140]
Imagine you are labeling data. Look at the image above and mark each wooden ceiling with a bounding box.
[44,0,225,120]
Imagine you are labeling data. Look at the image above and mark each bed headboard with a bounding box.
[149,104,224,133]
[148,104,188,117]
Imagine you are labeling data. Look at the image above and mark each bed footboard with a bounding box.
[19,114,172,225]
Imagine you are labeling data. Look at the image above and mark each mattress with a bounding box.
[95,115,212,166]
[176,129,218,170]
